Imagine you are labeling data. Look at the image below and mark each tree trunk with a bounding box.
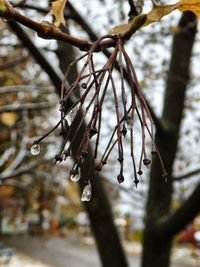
[142,12,197,267]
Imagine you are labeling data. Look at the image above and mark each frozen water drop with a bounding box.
[70,171,80,182]
[31,144,40,156]
[81,181,92,202]
[125,117,133,130]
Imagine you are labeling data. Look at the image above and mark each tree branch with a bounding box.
[0,85,53,94]
[0,1,114,51]
[158,182,200,239]
[0,159,51,180]
[173,168,200,181]
[0,102,55,113]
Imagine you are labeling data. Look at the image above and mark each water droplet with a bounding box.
[70,171,80,182]
[81,181,92,202]
[31,144,40,156]
[89,127,98,139]
[125,116,133,130]
[67,107,77,124]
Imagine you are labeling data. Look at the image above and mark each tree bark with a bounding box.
[142,11,197,267]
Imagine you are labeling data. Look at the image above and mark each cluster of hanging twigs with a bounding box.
[32,35,167,190]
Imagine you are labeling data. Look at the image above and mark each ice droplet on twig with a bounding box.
[31,144,40,156]
[70,169,81,182]
[81,181,92,202]
[125,116,133,130]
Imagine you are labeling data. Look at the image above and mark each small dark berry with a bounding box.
[81,149,88,158]
[95,165,102,171]
[137,170,143,175]
[143,158,151,166]
[117,174,124,183]
[81,83,87,89]
[118,156,123,163]
[55,154,63,163]
[134,178,139,187]
[121,125,127,137]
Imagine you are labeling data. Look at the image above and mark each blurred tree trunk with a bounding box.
[141,12,197,267]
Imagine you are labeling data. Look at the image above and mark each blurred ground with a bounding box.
[1,235,200,267]
[6,253,53,267]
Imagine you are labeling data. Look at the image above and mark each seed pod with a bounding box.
[143,158,151,166]
[81,83,87,89]
[117,174,124,183]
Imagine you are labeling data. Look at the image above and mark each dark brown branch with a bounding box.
[173,168,200,181]
[158,182,200,239]
[0,0,145,50]
[0,1,114,51]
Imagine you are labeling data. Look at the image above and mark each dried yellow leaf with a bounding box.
[1,112,17,126]
[108,24,131,35]
[109,0,200,36]
[50,0,68,27]
[144,3,179,26]
[178,0,200,17]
